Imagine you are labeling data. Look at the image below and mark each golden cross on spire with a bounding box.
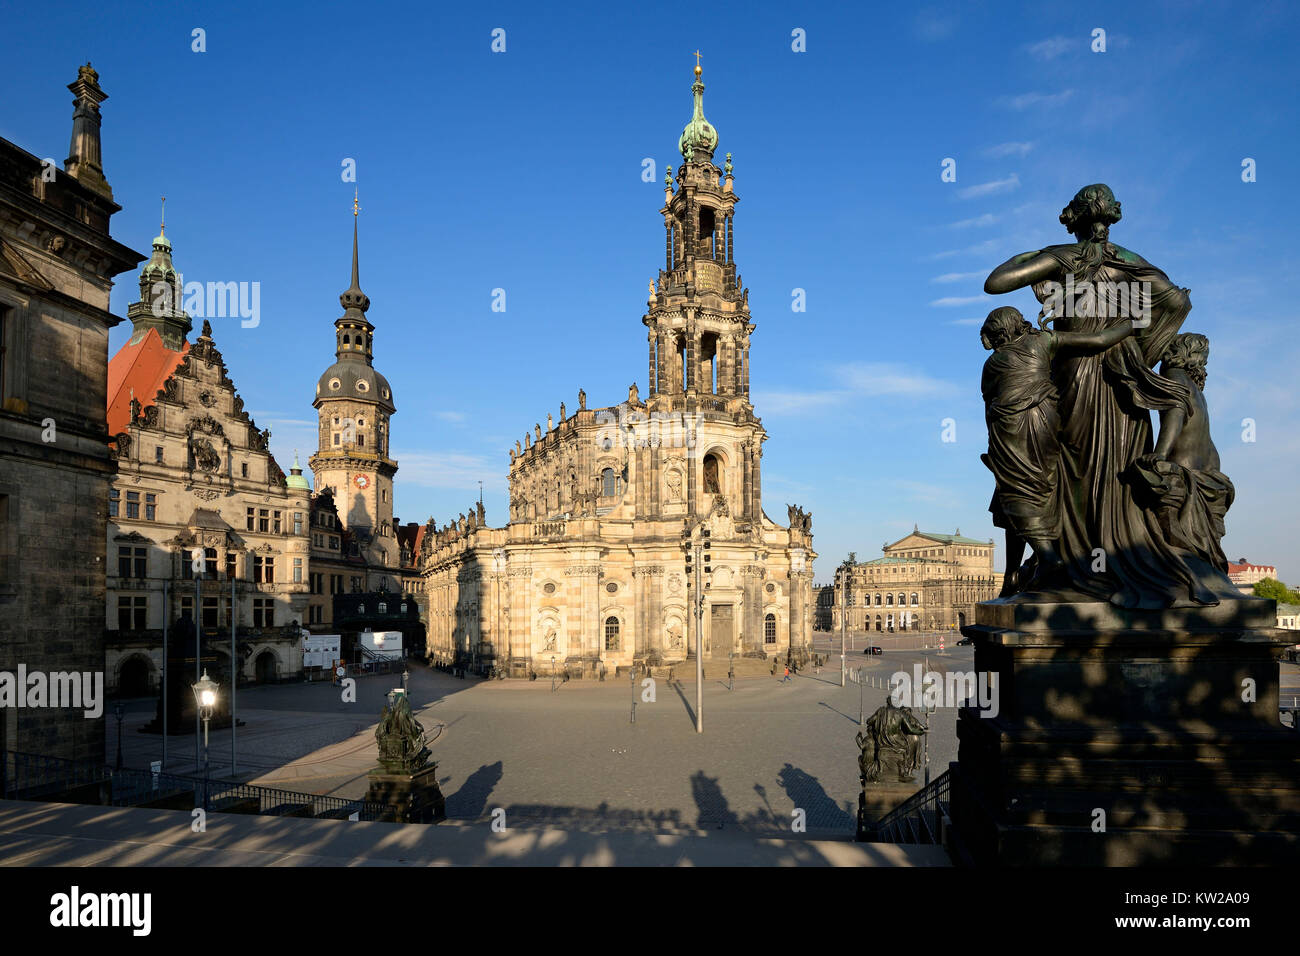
[693,49,703,71]
[160,196,166,236]
[353,188,359,217]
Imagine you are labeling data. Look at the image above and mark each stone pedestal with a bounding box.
[948,595,1300,865]
[856,783,922,841]
[365,765,446,824]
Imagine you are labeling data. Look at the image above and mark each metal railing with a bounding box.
[869,768,950,844]
[1,751,388,822]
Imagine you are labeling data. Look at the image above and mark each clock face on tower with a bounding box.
[354,474,370,490]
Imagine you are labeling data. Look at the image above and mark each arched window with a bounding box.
[885,593,893,606]
[898,593,906,606]
[605,616,620,651]
[764,613,776,644]
[874,593,881,606]
[342,334,350,344]
[601,467,619,497]
[875,615,882,632]
[702,453,721,494]
[911,592,919,606]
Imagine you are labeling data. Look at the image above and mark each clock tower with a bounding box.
[309,206,399,579]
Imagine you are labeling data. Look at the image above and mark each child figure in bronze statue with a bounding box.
[980,305,1137,595]
[1130,333,1234,574]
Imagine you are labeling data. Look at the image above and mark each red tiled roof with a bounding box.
[1228,560,1274,573]
[107,328,188,436]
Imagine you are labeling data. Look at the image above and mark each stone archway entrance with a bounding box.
[709,604,734,658]
[118,656,152,697]
[255,651,279,684]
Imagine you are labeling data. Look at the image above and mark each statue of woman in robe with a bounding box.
[984,184,1238,608]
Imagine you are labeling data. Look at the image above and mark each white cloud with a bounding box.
[1025,36,1074,61]
[932,271,986,284]
[927,238,1005,261]
[957,174,1020,199]
[999,89,1074,110]
[982,141,1035,158]
[949,213,997,229]
[436,410,467,423]
[930,295,991,307]
[757,363,958,416]
[390,450,499,490]
[949,318,984,326]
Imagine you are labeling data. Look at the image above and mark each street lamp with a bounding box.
[191,669,218,809]
[550,655,557,693]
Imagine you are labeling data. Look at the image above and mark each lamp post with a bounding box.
[493,549,507,676]
[839,560,849,688]
[550,655,557,693]
[191,669,217,810]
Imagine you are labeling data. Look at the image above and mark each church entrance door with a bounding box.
[709,604,734,659]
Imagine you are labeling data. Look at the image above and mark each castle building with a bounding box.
[0,65,144,760]
[420,65,817,676]
[816,528,998,633]
[308,209,400,588]
[103,214,312,691]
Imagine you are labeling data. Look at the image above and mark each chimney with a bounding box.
[64,62,113,199]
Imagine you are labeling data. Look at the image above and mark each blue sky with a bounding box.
[4,0,1298,584]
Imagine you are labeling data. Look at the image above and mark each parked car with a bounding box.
[862,646,883,655]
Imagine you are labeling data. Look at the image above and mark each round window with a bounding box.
[357,379,370,392]
[329,378,341,391]
[765,583,776,593]
[606,582,617,594]
[543,582,556,595]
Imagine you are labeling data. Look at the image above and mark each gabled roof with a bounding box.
[107,327,188,436]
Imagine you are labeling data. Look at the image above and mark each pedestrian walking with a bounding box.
[782,665,791,684]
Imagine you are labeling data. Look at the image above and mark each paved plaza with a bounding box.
[109,643,972,839]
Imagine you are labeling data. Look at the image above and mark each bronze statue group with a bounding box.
[979,184,1239,609]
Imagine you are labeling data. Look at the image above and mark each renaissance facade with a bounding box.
[816,528,998,632]
[420,66,817,676]
[103,223,311,693]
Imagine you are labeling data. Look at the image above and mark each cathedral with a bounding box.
[420,65,817,677]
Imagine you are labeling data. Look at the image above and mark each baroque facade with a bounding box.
[816,528,998,632]
[0,64,144,759]
[103,223,310,693]
[420,66,817,676]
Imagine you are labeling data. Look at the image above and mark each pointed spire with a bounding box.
[339,192,370,314]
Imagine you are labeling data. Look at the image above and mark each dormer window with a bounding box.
[356,380,370,393]
[329,378,341,391]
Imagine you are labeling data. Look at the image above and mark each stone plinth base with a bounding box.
[365,766,446,824]
[948,598,1300,866]
[856,783,923,841]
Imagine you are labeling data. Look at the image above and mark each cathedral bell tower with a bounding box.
[309,200,399,578]
[644,59,763,523]
[647,58,752,409]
